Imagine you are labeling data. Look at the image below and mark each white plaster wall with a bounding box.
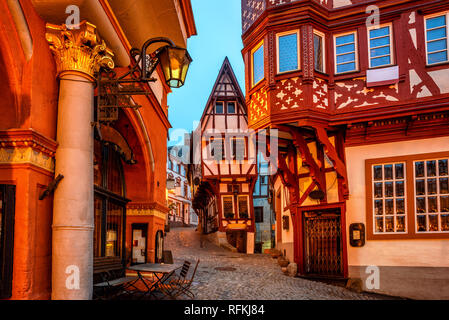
[274,178,294,244]
[345,137,449,267]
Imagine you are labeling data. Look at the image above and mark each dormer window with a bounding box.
[215,102,224,114]
[227,102,236,114]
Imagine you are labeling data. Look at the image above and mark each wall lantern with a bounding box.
[96,37,192,124]
[138,37,192,87]
[349,223,365,247]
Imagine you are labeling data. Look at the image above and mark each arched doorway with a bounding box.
[93,139,128,279]
[154,230,164,263]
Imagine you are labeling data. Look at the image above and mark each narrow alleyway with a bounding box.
[164,227,393,300]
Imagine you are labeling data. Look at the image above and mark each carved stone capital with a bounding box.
[45,21,114,80]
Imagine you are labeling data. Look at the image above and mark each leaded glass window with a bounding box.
[372,163,407,234]
[425,14,448,65]
[252,43,264,86]
[277,31,299,73]
[414,159,449,232]
[368,25,393,68]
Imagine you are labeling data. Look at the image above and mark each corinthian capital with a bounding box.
[46,21,114,80]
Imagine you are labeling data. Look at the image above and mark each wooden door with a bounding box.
[303,209,343,277]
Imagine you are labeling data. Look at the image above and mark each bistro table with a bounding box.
[127,263,182,299]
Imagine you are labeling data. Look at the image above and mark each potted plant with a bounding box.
[239,212,249,219]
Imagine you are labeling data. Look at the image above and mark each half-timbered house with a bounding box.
[242,0,449,299]
[191,58,258,253]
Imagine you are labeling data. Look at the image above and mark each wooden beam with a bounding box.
[314,126,349,198]
[278,125,325,192]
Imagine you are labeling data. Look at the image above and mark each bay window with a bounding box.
[276,30,300,73]
[314,30,325,72]
[334,31,358,74]
[251,41,264,86]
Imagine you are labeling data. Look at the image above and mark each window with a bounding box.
[0,185,15,298]
[223,196,234,218]
[215,102,224,114]
[314,31,325,72]
[372,163,407,234]
[94,140,126,261]
[368,24,393,68]
[251,41,264,86]
[227,102,236,114]
[255,207,264,223]
[366,152,449,240]
[414,159,449,232]
[425,13,449,65]
[231,137,246,161]
[334,32,358,74]
[277,31,300,73]
[238,196,249,219]
[209,137,224,161]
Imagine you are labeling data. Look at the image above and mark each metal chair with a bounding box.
[160,259,200,299]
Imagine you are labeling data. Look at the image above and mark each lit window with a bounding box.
[372,163,407,234]
[314,31,325,72]
[215,102,224,114]
[277,31,299,73]
[223,196,234,218]
[425,14,449,65]
[227,102,236,114]
[368,24,393,68]
[238,195,249,219]
[252,42,264,86]
[414,159,449,232]
[334,32,357,74]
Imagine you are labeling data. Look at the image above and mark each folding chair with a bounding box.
[160,259,200,299]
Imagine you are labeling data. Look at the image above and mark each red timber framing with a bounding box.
[242,0,449,278]
[193,58,258,242]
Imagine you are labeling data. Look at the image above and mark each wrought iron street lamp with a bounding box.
[96,37,192,124]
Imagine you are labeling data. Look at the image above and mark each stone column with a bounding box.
[46,21,114,300]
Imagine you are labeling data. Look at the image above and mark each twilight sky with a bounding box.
[167,0,245,147]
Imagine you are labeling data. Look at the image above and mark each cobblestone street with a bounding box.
[164,227,393,300]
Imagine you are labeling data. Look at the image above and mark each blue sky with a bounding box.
[167,0,244,146]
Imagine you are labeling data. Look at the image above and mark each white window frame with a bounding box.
[251,40,265,87]
[313,30,326,73]
[413,158,449,233]
[276,30,301,74]
[367,22,394,69]
[334,31,359,74]
[424,11,449,66]
[372,162,407,235]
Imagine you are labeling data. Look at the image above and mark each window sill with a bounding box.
[367,232,449,240]
[425,61,449,70]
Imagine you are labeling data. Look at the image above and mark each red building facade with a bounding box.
[242,0,449,298]
[0,0,195,300]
